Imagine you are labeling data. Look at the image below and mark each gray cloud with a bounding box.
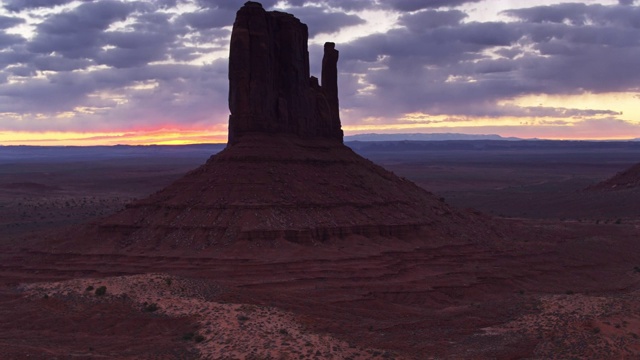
[3,0,76,12]
[333,2,640,121]
[0,15,24,29]
[27,1,137,58]
[385,0,483,11]
[178,7,236,30]
[399,10,467,31]
[0,32,25,47]
[291,7,365,36]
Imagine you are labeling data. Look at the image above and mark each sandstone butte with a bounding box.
[55,1,496,253]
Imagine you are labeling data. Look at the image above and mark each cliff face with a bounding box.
[228,1,343,144]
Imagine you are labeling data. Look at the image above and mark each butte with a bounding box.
[55,1,490,254]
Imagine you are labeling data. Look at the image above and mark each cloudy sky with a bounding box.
[0,0,639,145]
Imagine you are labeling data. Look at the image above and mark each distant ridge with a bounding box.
[344,133,522,141]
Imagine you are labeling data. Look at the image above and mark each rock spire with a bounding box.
[227,1,343,144]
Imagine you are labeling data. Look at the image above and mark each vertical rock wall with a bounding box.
[227,1,343,144]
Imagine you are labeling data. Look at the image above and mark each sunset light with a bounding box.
[1,0,639,144]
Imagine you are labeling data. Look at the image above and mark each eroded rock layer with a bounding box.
[87,134,476,250]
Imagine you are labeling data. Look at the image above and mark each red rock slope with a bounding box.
[589,162,640,190]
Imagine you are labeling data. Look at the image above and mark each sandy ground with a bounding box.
[483,292,640,358]
[22,273,398,360]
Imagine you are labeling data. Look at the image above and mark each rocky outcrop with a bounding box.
[228,1,342,144]
[588,163,640,191]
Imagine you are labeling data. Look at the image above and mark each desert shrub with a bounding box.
[95,286,107,296]
[615,219,622,224]
[194,334,205,343]
[565,290,574,295]
[182,332,204,342]
[279,328,289,335]
[85,285,94,291]
[237,314,249,322]
[142,302,159,312]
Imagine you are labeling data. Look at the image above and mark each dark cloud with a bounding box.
[399,10,467,31]
[0,44,32,69]
[196,0,279,10]
[0,15,24,29]
[285,0,376,11]
[504,3,640,28]
[96,12,179,68]
[385,0,483,12]
[284,0,481,11]
[27,1,137,58]
[3,0,76,12]
[32,55,92,72]
[292,7,365,36]
[178,7,236,29]
[0,61,229,131]
[0,32,25,47]
[510,106,621,118]
[334,2,640,121]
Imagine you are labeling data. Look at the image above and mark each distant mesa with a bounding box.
[345,133,523,142]
[588,163,640,191]
[59,1,485,251]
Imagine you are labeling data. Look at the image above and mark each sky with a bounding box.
[0,0,639,145]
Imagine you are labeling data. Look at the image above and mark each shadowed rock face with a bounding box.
[228,1,343,145]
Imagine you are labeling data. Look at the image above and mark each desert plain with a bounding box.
[1,139,639,359]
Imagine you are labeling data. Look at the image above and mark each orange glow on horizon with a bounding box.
[0,128,228,146]
[1,111,638,146]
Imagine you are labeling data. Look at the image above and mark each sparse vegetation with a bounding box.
[237,314,249,322]
[95,286,107,296]
[279,328,289,335]
[142,302,159,312]
[182,332,205,343]
[194,334,205,343]
[85,285,94,291]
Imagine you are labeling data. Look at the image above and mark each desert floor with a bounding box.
[1,140,639,359]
